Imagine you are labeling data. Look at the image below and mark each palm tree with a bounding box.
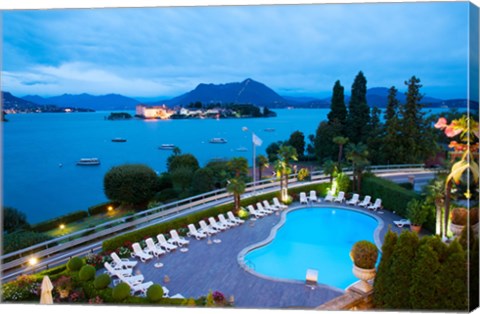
[322,159,337,184]
[333,136,349,163]
[256,154,269,181]
[346,142,370,192]
[227,157,249,179]
[226,178,246,212]
[275,145,298,201]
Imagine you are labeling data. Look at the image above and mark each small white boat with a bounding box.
[159,144,176,150]
[209,138,228,144]
[77,158,100,166]
[235,147,248,152]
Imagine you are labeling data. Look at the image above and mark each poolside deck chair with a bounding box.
[346,193,360,206]
[300,192,309,205]
[131,242,154,262]
[104,262,133,278]
[393,219,411,228]
[273,197,288,210]
[262,200,278,212]
[110,252,138,269]
[156,234,177,252]
[144,238,166,257]
[208,217,228,231]
[199,220,220,235]
[187,223,207,240]
[323,191,334,202]
[256,202,273,214]
[309,190,318,202]
[218,214,236,228]
[368,198,382,211]
[227,211,245,224]
[333,191,345,203]
[126,280,154,296]
[117,272,145,286]
[358,195,371,208]
[247,205,266,218]
[168,230,190,247]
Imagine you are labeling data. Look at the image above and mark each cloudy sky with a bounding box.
[1,2,471,100]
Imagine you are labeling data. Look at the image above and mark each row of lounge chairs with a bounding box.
[246,198,287,218]
[299,190,383,211]
[104,253,169,297]
[187,211,245,239]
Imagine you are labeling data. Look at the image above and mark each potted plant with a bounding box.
[350,240,378,293]
[406,199,428,233]
[450,207,468,236]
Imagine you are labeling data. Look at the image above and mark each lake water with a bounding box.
[1,107,451,223]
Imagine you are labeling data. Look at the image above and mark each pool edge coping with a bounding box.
[237,202,386,293]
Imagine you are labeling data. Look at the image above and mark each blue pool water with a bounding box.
[243,207,379,290]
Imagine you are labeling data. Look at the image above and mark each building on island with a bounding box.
[135,104,174,119]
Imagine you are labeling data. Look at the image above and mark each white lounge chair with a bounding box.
[300,192,308,204]
[227,211,245,224]
[393,219,411,228]
[346,193,360,206]
[324,191,334,202]
[110,252,138,269]
[273,197,288,210]
[144,238,166,257]
[126,280,154,296]
[218,214,236,228]
[131,242,153,262]
[168,230,190,246]
[262,200,278,212]
[104,262,133,277]
[368,198,382,211]
[309,191,318,202]
[187,223,207,240]
[208,217,228,231]
[156,234,177,252]
[256,202,273,214]
[334,191,345,203]
[117,272,145,286]
[199,220,220,235]
[358,195,372,208]
[247,205,266,218]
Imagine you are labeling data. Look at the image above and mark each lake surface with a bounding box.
[1,107,451,223]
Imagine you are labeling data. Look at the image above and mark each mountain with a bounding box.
[163,78,289,108]
[22,93,141,110]
[365,87,443,107]
[2,92,40,111]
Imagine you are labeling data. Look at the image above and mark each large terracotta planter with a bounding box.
[352,265,376,293]
[450,223,465,237]
[410,224,422,233]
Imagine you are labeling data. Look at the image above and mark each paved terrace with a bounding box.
[105,201,424,309]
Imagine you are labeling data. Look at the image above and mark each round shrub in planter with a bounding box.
[94,273,111,289]
[79,265,96,282]
[146,284,164,302]
[66,256,84,272]
[451,207,468,225]
[351,240,378,269]
[112,282,131,302]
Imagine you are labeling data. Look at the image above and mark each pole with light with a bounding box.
[242,127,263,193]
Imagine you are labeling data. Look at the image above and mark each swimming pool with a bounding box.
[241,206,380,290]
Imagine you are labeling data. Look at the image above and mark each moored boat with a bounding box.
[159,144,176,150]
[209,138,228,144]
[112,138,127,142]
[77,158,101,166]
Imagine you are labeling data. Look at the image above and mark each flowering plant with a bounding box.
[0,275,40,301]
[212,291,226,305]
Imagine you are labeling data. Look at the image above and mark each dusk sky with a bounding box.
[1,2,471,100]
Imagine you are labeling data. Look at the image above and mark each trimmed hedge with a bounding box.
[88,201,120,216]
[30,210,89,233]
[103,182,329,252]
[361,176,421,218]
[3,230,54,255]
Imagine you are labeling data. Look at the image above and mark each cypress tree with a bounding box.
[373,229,398,308]
[347,71,370,144]
[409,242,442,309]
[327,80,347,131]
[386,230,419,309]
[382,86,403,164]
[438,240,468,310]
[366,106,384,164]
[469,237,479,310]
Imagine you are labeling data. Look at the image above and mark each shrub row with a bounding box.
[103,182,329,252]
[361,175,421,218]
[3,230,54,255]
[88,201,120,216]
[30,211,89,233]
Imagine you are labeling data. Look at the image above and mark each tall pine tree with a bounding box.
[382,86,403,164]
[327,80,347,132]
[347,71,370,144]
